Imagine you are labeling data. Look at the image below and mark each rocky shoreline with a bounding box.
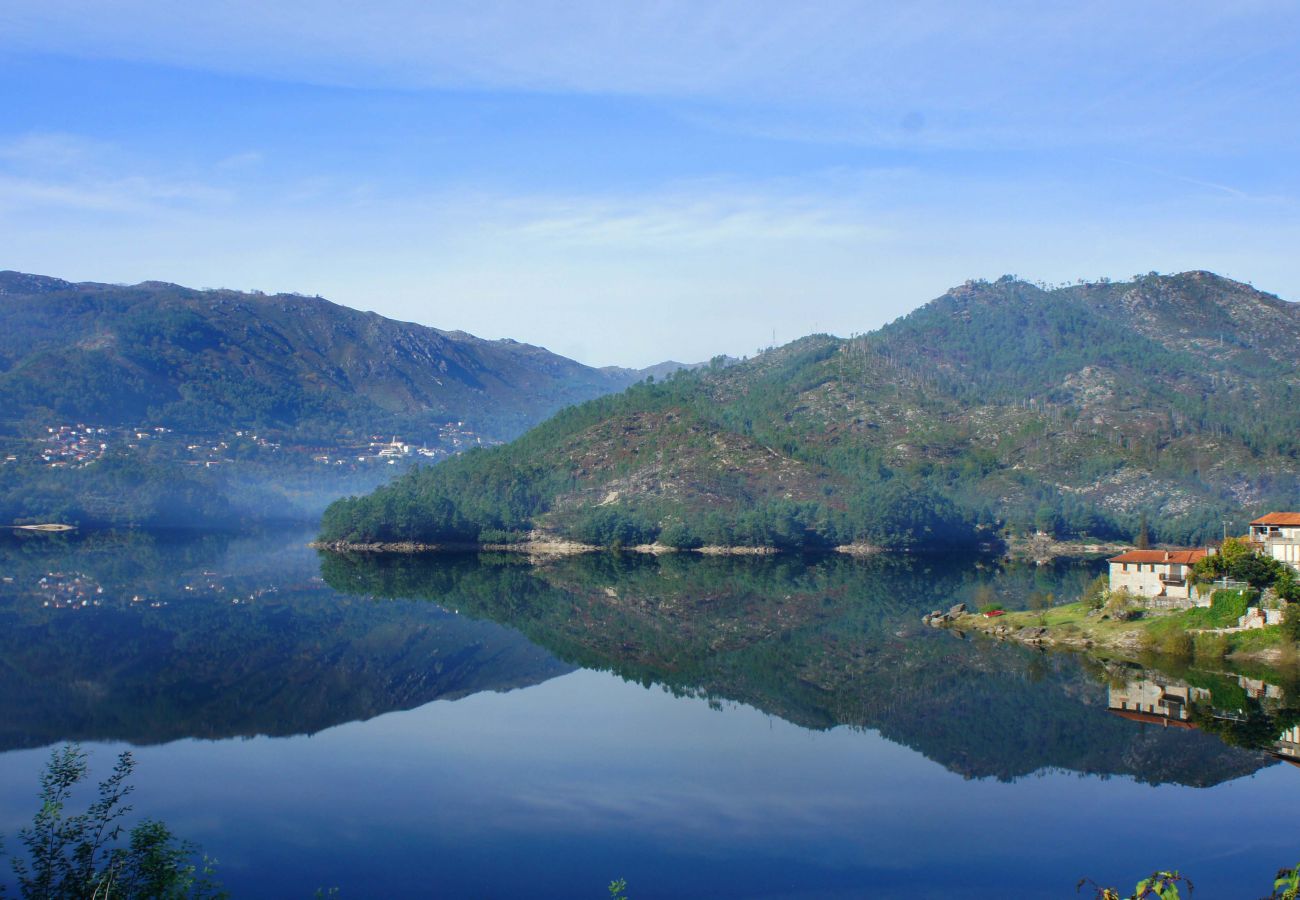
[309,537,597,557]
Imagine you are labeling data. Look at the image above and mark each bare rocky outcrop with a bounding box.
[835,542,883,557]
[311,536,789,558]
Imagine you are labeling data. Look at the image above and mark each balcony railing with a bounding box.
[1252,533,1300,544]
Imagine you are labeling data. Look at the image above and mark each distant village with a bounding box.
[6,565,294,613]
[0,421,500,470]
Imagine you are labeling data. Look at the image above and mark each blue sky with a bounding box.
[1,2,1297,366]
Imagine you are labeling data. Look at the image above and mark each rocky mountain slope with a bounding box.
[321,271,1300,548]
[0,271,654,443]
[0,270,695,526]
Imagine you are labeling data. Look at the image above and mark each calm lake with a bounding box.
[0,529,1296,898]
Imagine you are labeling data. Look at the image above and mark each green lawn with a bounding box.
[971,591,1292,663]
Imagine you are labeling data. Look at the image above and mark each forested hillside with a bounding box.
[321,271,1300,549]
[0,271,647,443]
[0,270,687,526]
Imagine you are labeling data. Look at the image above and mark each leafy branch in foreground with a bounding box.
[1080,870,1191,900]
[5,744,224,899]
[1272,864,1300,900]
[1080,861,1300,900]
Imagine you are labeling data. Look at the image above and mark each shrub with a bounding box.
[6,744,223,900]
[972,584,998,610]
[1283,603,1300,644]
[1028,591,1054,611]
[1276,568,1300,602]
[1193,632,1230,661]
[1158,631,1195,660]
[1104,586,1134,618]
[1082,574,1108,610]
[1184,589,1252,629]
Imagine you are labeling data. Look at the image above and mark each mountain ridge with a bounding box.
[0,270,681,443]
[320,270,1300,548]
[0,269,692,526]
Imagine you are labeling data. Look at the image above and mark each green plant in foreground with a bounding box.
[1079,869,1190,899]
[1081,860,1300,900]
[1273,863,1300,900]
[6,744,224,899]
[608,877,629,900]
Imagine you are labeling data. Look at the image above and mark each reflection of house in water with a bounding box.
[1108,674,1299,767]
[37,571,105,609]
[1109,679,1208,728]
[1277,724,1300,764]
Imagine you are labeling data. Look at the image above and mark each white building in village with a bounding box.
[1249,512,1300,572]
[1107,548,1209,606]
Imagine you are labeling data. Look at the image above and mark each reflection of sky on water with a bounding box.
[2,668,1294,899]
[0,532,1294,897]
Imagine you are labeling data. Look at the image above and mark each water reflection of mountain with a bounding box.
[0,531,571,750]
[4,528,1292,788]
[322,551,1282,786]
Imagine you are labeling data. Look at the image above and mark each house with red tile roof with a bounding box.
[1107,547,1209,606]
[1249,513,1300,571]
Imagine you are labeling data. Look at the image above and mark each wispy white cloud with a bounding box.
[0,131,233,215]
[4,1,1298,150]
[214,151,264,171]
[505,191,891,249]
[0,132,104,168]
[2,135,1297,365]
[1102,158,1294,206]
[0,173,231,215]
